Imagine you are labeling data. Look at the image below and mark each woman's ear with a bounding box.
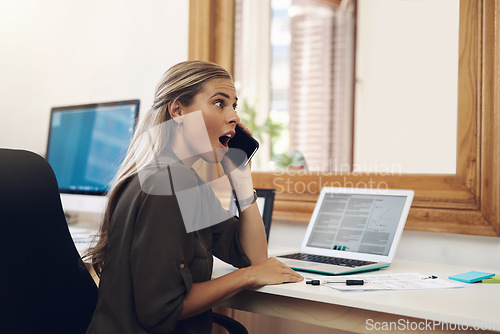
[168,101,183,124]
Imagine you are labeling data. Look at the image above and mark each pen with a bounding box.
[422,275,438,280]
[306,279,364,286]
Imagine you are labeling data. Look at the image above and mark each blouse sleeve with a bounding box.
[211,216,251,269]
[129,190,193,332]
[189,173,251,269]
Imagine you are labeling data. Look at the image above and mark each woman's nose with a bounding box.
[227,108,240,124]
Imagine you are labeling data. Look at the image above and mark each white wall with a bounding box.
[354,0,459,174]
[0,0,189,155]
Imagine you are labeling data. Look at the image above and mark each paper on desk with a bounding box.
[68,226,97,244]
[322,273,464,291]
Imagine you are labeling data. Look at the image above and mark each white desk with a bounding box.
[214,249,500,333]
[68,212,100,256]
[72,218,500,333]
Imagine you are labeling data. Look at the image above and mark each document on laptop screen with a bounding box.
[305,193,407,256]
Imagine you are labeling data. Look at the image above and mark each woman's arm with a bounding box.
[179,257,302,319]
[221,161,267,264]
[220,124,269,264]
[237,201,268,264]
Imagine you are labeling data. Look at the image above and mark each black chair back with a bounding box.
[0,148,98,334]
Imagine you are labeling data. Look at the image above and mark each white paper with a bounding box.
[314,273,464,291]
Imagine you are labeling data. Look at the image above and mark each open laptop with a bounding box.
[277,187,414,275]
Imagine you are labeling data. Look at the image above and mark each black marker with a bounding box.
[306,279,364,286]
[422,275,438,280]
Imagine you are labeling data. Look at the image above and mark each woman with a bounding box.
[85,60,303,333]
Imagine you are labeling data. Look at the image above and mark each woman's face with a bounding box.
[179,78,239,163]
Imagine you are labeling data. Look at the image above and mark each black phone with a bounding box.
[227,126,259,166]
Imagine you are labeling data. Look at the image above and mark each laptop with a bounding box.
[276,187,414,275]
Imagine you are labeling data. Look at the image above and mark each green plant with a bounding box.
[238,99,307,169]
[272,150,307,169]
[238,99,284,154]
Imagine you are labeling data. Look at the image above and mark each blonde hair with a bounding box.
[86,60,232,275]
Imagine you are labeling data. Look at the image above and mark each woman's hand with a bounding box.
[243,257,304,289]
[221,123,254,171]
[234,123,253,169]
[236,122,252,136]
[220,123,255,211]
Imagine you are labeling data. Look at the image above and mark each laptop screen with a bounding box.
[305,192,408,256]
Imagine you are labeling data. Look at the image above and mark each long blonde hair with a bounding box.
[85,60,232,275]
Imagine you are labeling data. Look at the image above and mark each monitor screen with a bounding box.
[46,100,139,195]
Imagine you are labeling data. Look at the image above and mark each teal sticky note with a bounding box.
[449,271,495,283]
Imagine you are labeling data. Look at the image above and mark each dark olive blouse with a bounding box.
[86,163,250,334]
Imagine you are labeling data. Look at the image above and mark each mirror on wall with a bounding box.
[234,0,459,174]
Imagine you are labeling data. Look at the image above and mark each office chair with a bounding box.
[212,312,248,334]
[254,188,275,242]
[0,148,98,333]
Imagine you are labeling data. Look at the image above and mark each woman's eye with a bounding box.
[214,100,223,108]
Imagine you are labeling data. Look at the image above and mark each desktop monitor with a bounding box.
[46,100,139,214]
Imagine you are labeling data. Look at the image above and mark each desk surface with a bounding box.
[214,248,500,333]
[72,218,500,333]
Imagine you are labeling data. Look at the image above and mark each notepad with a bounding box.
[448,271,495,283]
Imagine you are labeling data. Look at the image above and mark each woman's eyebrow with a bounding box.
[210,92,238,102]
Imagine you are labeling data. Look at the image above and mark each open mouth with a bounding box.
[218,131,234,148]
[219,134,232,148]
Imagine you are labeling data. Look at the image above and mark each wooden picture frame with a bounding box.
[189,0,500,237]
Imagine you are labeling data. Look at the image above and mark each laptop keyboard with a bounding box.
[280,253,376,268]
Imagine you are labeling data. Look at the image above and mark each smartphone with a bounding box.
[227,126,259,166]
